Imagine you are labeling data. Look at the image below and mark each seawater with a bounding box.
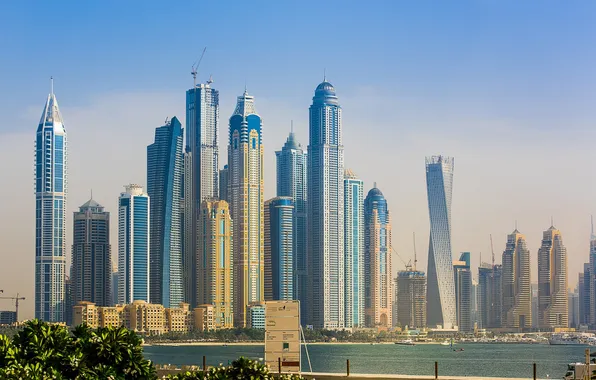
[144,343,589,378]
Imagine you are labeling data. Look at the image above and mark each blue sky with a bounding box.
[1,1,596,318]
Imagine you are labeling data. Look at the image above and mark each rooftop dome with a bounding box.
[367,187,384,198]
[312,81,339,105]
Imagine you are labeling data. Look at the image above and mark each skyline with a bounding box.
[2,1,596,319]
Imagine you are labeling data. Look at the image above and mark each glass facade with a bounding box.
[265,197,294,301]
[344,170,364,328]
[35,90,67,322]
[118,185,150,304]
[275,131,307,321]
[425,155,457,329]
[147,117,184,307]
[308,81,345,329]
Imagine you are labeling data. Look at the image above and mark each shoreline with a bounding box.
[144,341,548,347]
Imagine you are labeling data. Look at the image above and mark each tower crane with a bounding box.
[392,245,412,271]
[490,234,495,267]
[191,47,207,87]
[0,293,26,322]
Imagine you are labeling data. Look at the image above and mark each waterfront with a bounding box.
[144,343,589,378]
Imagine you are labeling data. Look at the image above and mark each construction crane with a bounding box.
[0,293,26,322]
[490,234,495,267]
[392,245,412,271]
[191,47,207,88]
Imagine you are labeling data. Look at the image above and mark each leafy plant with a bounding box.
[166,357,305,380]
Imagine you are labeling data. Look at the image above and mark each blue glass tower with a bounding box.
[364,184,393,328]
[184,81,219,307]
[425,155,457,328]
[147,117,184,307]
[118,185,150,304]
[35,82,67,322]
[308,80,345,328]
[275,130,307,319]
[344,169,364,328]
[264,197,295,301]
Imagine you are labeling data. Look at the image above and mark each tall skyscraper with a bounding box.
[502,229,532,329]
[118,185,150,304]
[344,169,364,329]
[276,130,307,320]
[219,165,229,203]
[537,225,568,329]
[228,90,264,327]
[478,263,502,329]
[453,252,472,332]
[184,80,219,307]
[71,198,111,307]
[147,117,184,307]
[307,80,345,329]
[197,199,234,328]
[395,269,426,329]
[425,155,456,329]
[588,220,596,328]
[35,81,67,322]
[579,264,591,326]
[364,185,392,328]
[264,197,294,301]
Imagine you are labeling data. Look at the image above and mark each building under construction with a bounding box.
[394,269,427,329]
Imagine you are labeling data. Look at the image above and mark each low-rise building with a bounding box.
[247,303,265,329]
[73,301,99,328]
[0,311,17,325]
[166,303,192,332]
[194,305,215,332]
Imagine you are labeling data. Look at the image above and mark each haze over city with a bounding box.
[2,0,596,320]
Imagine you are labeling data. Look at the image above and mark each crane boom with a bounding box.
[490,234,495,266]
[191,47,207,87]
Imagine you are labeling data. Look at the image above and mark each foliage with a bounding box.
[0,319,156,379]
[145,328,265,343]
[166,357,304,379]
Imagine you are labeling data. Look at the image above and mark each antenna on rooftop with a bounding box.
[50,76,54,95]
[191,47,207,88]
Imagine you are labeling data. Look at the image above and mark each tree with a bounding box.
[0,320,156,379]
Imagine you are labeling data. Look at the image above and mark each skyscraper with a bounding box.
[502,229,532,329]
[364,185,392,328]
[219,165,229,203]
[35,81,67,322]
[344,169,364,329]
[580,264,591,326]
[197,199,233,328]
[395,269,426,329]
[276,130,307,320]
[425,155,456,329]
[118,185,150,304]
[588,220,596,327]
[478,263,502,329]
[308,80,345,329]
[453,252,472,332]
[184,80,219,307]
[147,117,184,307]
[71,198,111,307]
[264,197,294,301]
[228,90,264,327]
[537,225,568,329]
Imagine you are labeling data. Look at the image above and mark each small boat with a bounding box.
[440,341,450,346]
[395,339,415,346]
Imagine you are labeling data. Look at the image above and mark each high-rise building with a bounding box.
[588,222,596,328]
[394,269,426,329]
[184,81,219,307]
[228,90,264,327]
[471,280,478,328]
[264,197,294,301]
[569,289,579,329]
[580,265,591,326]
[307,80,344,329]
[71,198,111,307]
[111,268,118,306]
[453,252,472,332]
[219,165,229,203]
[35,82,67,322]
[147,117,184,307]
[276,130,307,321]
[118,185,150,304]
[344,169,364,329]
[425,156,456,329]
[502,229,532,329]
[478,263,502,329]
[537,225,568,329]
[197,200,234,328]
[364,185,392,328]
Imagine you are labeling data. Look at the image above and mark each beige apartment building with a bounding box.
[502,229,532,329]
[538,226,568,329]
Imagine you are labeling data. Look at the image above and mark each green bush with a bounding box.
[0,319,155,379]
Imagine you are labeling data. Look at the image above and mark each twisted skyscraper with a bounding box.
[35,81,67,322]
[425,156,456,329]
[228,90,264,327]
[308,80,345,329]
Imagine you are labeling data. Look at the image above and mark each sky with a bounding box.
[1,0,596,319]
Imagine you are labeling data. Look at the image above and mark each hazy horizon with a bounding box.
[2,1,596,319]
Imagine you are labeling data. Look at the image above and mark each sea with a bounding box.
[144,342,592,378]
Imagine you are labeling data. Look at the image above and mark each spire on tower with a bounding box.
[50,76,54,95]
[323,68,326,82]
